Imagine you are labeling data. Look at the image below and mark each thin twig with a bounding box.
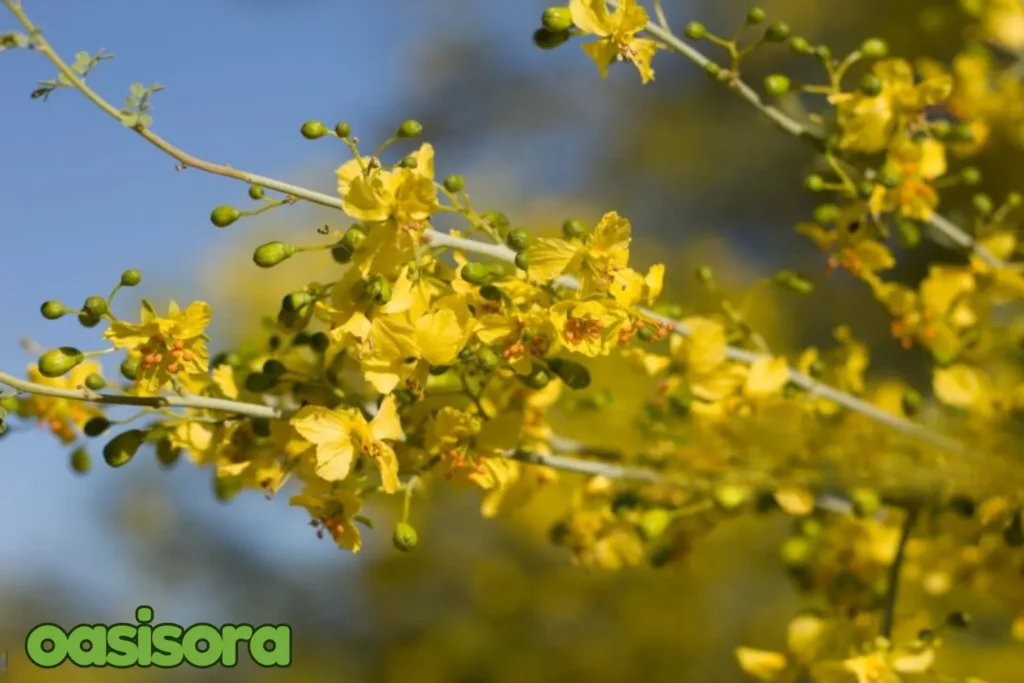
[879,506,919,640]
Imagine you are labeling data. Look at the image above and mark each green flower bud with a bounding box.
[245,372,277,393]
[949,122,974,143]
[1008,191,1023,207]
[851,488,881,517]
[70,447,91,474]
[331,241,354,264]
[281,290,313,313]
[877,167,901,188]
[746,7,766,24]
[546,357,591,390]
[83,416,112,438]
[773,270,814,294]
[532,28,571,50]
[960,166,982,185]
[210,205,240,228]
[156,438,182,467]
[393,521,419,551]
[764,21,790,42]
[78,312,101,328]
[251,418,272,437]
[428,364,450,376]
[84,373,106,391]
[300,120,328,139]
[253,241,296,268]
[763,74,791,97]
[309,332,330,353]
[813,203,840,224]
[972,193,994,216]
[397,119,423,138]
[804,174,825,192]
[334,121,352,138]
[38,347,84,378]
[637,326,655,342]
[683,22,706,40]
[639,508,672,540]
[860,37,889,59]
[930,120,952,138]
[342,226,367,251]
[120,356,140,381]
[479,284,503,301]
[83,295,108,318]
[860,73,883,96]
[857,180,876,199]
[248,185,265,200]
[481,210,510,236]
[443,174,465,193]
[40,300,67,320]
[562,218,588,240]
[788,36,812,54]
[780,536,812,566]
[898,220,922,248]
[521,367,551,390]
[399,154,418,169]
[703,62,722,79]
[901,388,922,416]
[541,7,573,32]
[808,359,826,378]
[461,262,492,286]
[815,45,832,62]
[514,252,529,271]
[262,359,287,377]
[120,269,142,287]
[214,474,242,503]
[506,228,532,252]
[103,429,144,467]
[477,347,500,371]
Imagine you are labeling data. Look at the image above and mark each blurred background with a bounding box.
[2,0,1022,680]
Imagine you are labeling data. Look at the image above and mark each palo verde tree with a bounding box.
[3,1,1024,680]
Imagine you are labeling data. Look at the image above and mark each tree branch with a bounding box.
[879,506,919,640]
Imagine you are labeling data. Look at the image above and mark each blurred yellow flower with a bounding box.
[569,0,658,84]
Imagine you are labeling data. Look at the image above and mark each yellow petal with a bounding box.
[581,39,620,80]
[291,407,357,482]
[370,394,405,443]
[525,237,580,283]
[174,301,212,339]
[744,356,790,398]
[773,487,815,516]
[933,364,986,408]
[735,648,788,681]
[374,443,401,494]
[569,0,611,36]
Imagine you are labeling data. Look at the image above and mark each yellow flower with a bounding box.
[673,316,728,376]
[104,300,212,396]
[982,0,1024,51]
[744,356,791,399]
[869,137,947,220]
[570,0,658,84]
[549,298,630,357]
[18,360,104,443]
[291,394,405,493]
[933,364,989,413]
[290,480,365,552]
[335,143,437,227]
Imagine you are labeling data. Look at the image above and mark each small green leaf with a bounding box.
[130,82,145,98]
[138,114,153,128]
[124,96,140,109]
[121,112,139,128]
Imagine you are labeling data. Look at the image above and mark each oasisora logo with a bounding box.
[24,606,291,668]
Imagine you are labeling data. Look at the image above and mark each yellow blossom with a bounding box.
[290,480,365,551]
[18,360,104,443]
[549,298,630,357]
[744,356,791,399]
[569,0,659,84]
[335,143,437,226]
[869,137,947,220]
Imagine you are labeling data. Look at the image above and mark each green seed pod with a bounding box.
[763,74,791,97]
[443,174,465,193]
[532,27,572,50]
[860,37,889,59]
[477,347,500,371]
[84,373,106,391]
[342,225,367,251]
[262,359,287,377]
[898,220,922,248]
[334,121,352,138]
[248,185,265,200]
[815,45,832,62]
[788,36,812,54]
[521,366,551,390]
[211,205,240,228]
[331,241,354,264]
[38,347,84,378]
[83,295,108,318]
[78,312,101,328]
[481,210,511,236]
[860,73,883,96]
[362,275,392,304]
[683,21,706,40]
[40,300,67,320]
[562,218,588,240]
[973,193,994,216]
[253,241,296,268]
[398,154,418,169]
[546,357,591,390]
[479,284,503,302]
[461,262,493,286]
[156,438,182,467]
[120,356,140,381]
[514,252,529,271]
[746,7,766,24]
[83,416,112,438]
[877,167,901,188]
[309,332,330,353]
[393,521,419,551]
[764,21,790,42]
[103,429,144,467]
[300,120,328,139]
[901,388,922,416]
[813,203,840,224]
[70,447,91,474]
[960,166,982,185]
[506,228,532,252]
[804,174,825,192]
[397,119,423,138]
[120,269,142,287]
[281,290,313,313]
[428,364,450,376]
[696,266,714,284]
[245,372,277,393]
[541,6,573,32]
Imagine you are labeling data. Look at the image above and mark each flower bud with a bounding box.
[214,475,242,503]
[860,38,888,59]
[40,300,67,320]
[813,203,840,224]
[84,373,106,391]
[248,185,265,200]
[397,119,423,138]
[703,62,722,79]
[804,174,825,192]
[300,120,328,139]
[960,167,981,185]
[562,219,588,240]
[70,447,91,474]
[773,270,814,294]
[393,521,419,551]
[38,347,84,378]
[262,359,287,377]
[973,193,993,216]
[156,438,182,467]
[546,357,591,390]
[857,181,876,199]
[83,295,108,318]
[541,7,573,32]
[640,508,672,540]
[253,241,296,268]
[477,347,500,371]
[764,21,790,42]
[897,221,922,248]
[460,262,493,286]
[815,45,832,62]
[901,388,922,416]
[399,154,418,169]
[1009,192,1023,207]
[310,332,330,353]
[514,252,529,271]
[334,121,352,138]
[683,22,706,40]
[245,371,278,393]
[788,36,812,54]
[103,429,144,467]
[78,312,101,328]
[946,611,972,629]
[521,366,551,389]
[443,174,465,193]
[481,210,510,236]
[746,7,766,24]
[331,241,354,264]
[120,269,142,287]
[877,167,901,188]
[342,225,367,251]
[860,73,883,96]
[851,488,881,517]
[84,416,112,437]
[281,290,313,313]
[532,28,571,50]
[362,275,392,304]
[763,74,790,97]
[120,355,140,381]
[506,228,532,252]
[210,205,240,228]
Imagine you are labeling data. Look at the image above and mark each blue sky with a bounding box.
[0,0,571,618]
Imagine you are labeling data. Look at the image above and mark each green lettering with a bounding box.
[135,606,154,667]
[106,624,138,667]
[151,624,183,668]
[25,623,68,668]
[219,624,253,666]
[67,625,106,667]
[249,625,291,667]
[181,624,222,668]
